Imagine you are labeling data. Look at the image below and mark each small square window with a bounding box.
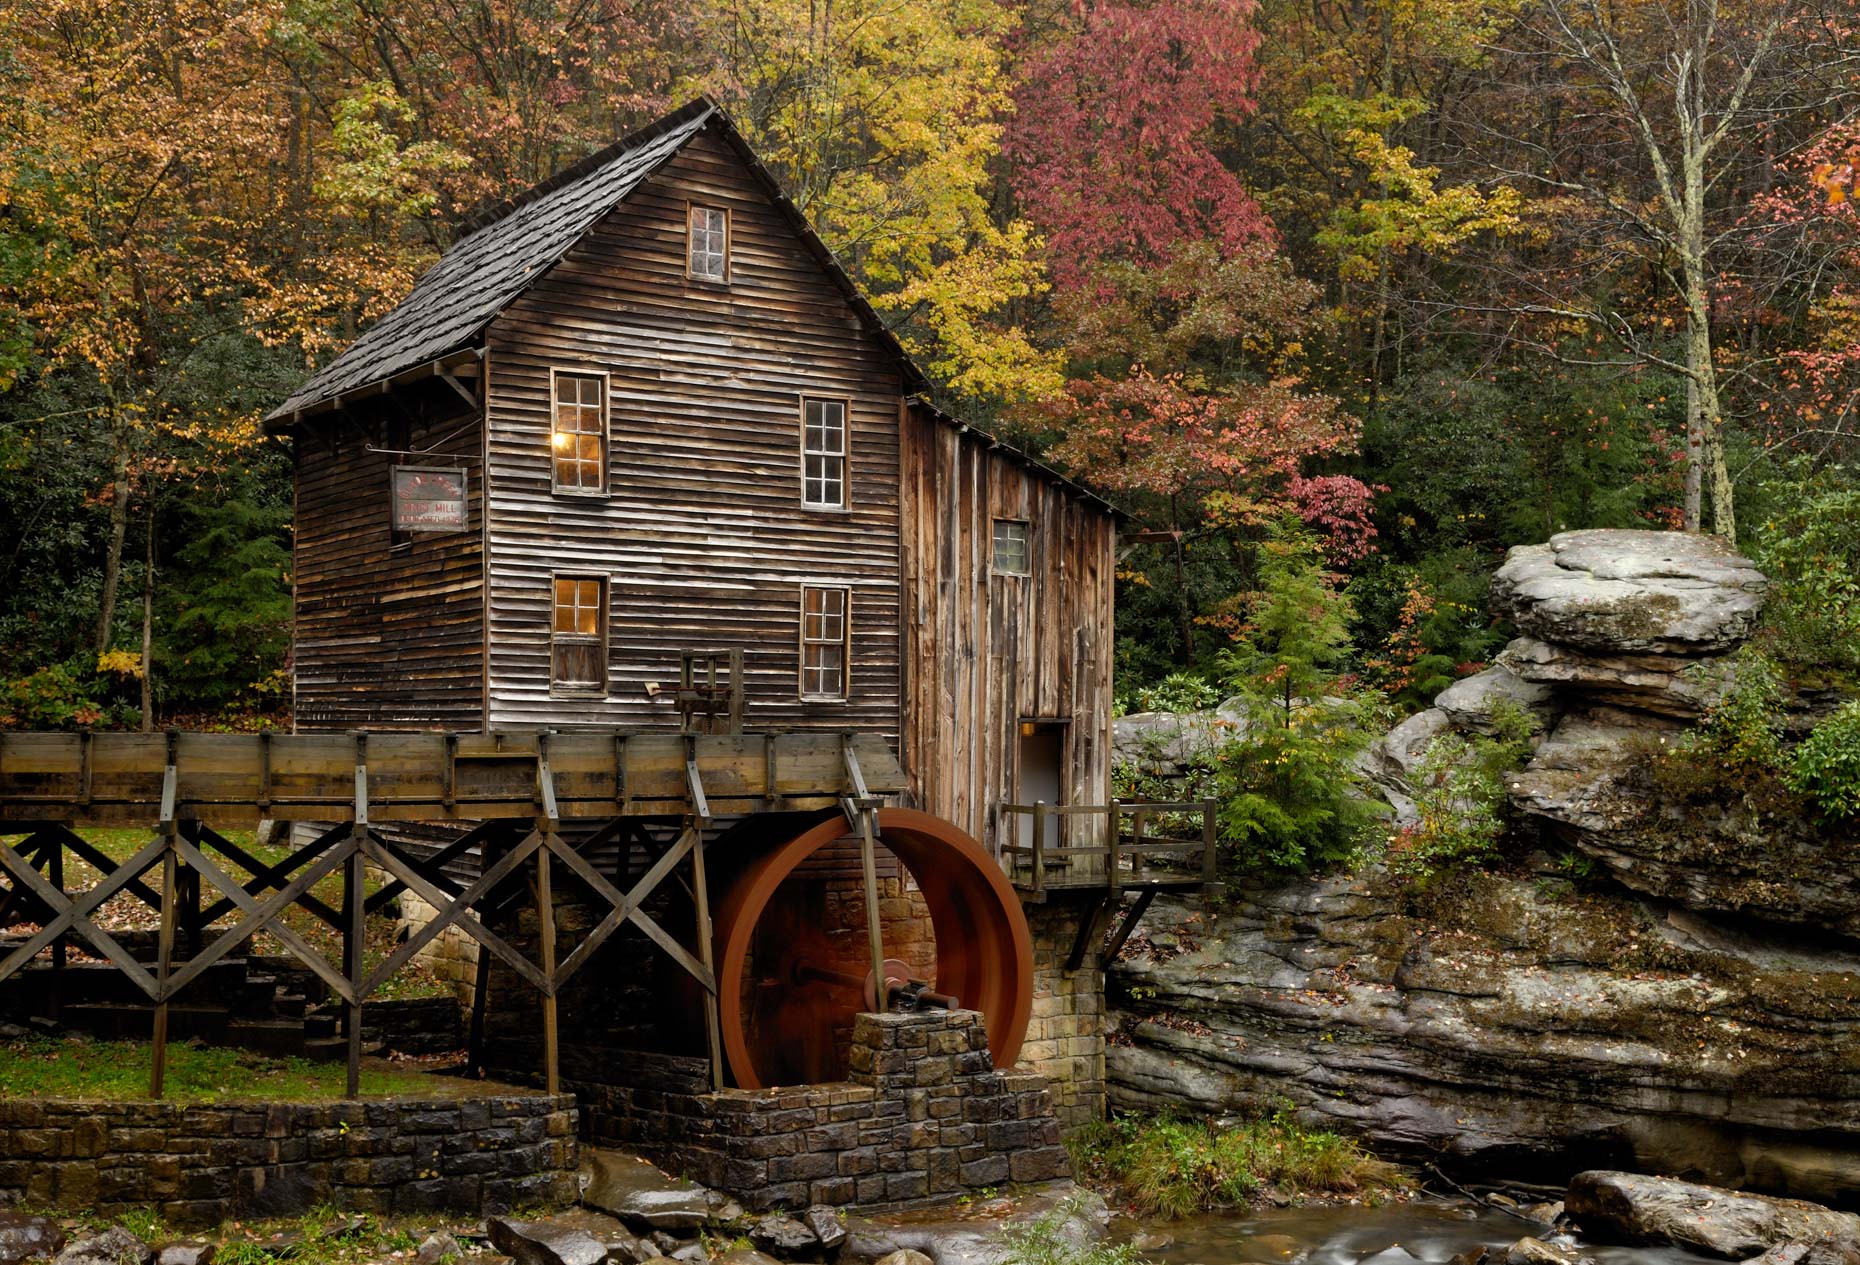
[552,575,607,693]
[993,519,1029,575]
[688,205,728,282]
[552,373,605,493]
[799,586,850,700]
[802,398,847,508]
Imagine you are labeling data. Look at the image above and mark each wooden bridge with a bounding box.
[0,728,905,1100]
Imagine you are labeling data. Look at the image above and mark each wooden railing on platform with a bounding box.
[997,799,1219,899]
[0,727,907,1100]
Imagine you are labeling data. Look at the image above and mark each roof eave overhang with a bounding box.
[263,345,487,436]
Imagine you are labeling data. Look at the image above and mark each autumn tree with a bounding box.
[1488,0,1860,541]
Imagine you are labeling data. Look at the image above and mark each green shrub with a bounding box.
[997,1206,1143,1265]
[1119,671,1224,715]
[1788,701,1860,821]
[1390,700,1534,881]
[1068,1111,1405,1220]
[1749,463,1860,680]
[0,656,137,729]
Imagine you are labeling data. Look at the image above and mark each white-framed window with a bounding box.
[688,205,729,282]
[551,371,606,494]
[801,397,848,509]
[551,574,607,694]
[799,585,850,700]
[993,518,1030,576]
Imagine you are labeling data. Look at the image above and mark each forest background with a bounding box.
[3,0,1859,733]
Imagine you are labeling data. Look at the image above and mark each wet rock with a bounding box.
[648,1236,684,1255]
[749,1217,816,1256]
[1449,1251,1490,1265]
[1520,1203,1565,1226]
[582,1152,713,1232]
[0,1214,64,1265]
[1359,1249,1422,1264]
[415,1235,460,1265]
[1503,1238,1588,1265]
[55,1229,152,1265]
[873,1253,933,1265]
[668,1249,708,1265]
[1568,1171,1860,1259]
[802,1208,846,1252]
[1128,1232,1173,1253]
[714,1253,781,1265]
[846,1185,1108,1265]
[605,1238,662,1265]
[155,1247,214,1265]
[1490,529,1766,656]
[1744,1244,1860,1265]
[488,1218,609,1265]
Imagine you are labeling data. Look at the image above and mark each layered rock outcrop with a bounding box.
[1106,530,1860,1205]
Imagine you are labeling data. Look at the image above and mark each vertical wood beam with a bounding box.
[689,821,723,1091]
[1031,802,1047,899]
[856,804,887,1013]
[344,732,368,1099]
[535,843,559,1096]
[151,735,180,1098]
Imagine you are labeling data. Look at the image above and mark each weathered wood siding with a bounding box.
[899,404,1117,849]
[292,388,485,730]
[481,128,903,735]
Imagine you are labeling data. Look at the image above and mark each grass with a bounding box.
[1068,1110,1409,1220]
[998,1205,1145,1265]
[20,827,447,1001]
[50,1203,494,1265]
[0,1036,446,1102]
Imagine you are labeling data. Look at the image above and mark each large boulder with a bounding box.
[0,1215,64,1265]
[1105,878,1860,1205]
[1499,636,1730,718]
[1491,530,1766,656]
[1111,705,1244,781]
[581,1151,713,1232]
[1435,662,1558,733]
[486,1219,608,1265]
[1567,1171,1860,1259]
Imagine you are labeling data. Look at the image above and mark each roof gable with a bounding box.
[268,101,716,421]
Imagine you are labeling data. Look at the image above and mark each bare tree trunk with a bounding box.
[140,503,155,732]
[96,408,131,654]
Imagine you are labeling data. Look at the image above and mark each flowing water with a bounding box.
[1140,1200,1726,1265]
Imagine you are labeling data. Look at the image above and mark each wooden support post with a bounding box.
[1200,799,1219,886]
[1031,802,1047,898]
[344,733,368,1099]
[535,844,559,1095]
[1107,799,1123,896]
[856,804,887,1014]
[535,735,560,1096]
[47,837,64,1019]
[151,736,179,1099]
[689,820,724,1091]
[1102,888,1157,964]
[1132,806,1149,886]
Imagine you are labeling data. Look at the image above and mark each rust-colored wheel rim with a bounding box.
[713,807,1034,1090]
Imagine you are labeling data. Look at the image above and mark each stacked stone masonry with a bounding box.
[1022,900,1107,1129]
[0,1095,578,1225]
[579,1010,1071,1211]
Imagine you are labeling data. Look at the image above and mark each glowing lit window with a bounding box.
[552,372,605,493]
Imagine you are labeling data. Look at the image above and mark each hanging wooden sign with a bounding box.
[391,465,469,532]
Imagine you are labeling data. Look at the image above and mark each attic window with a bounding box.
[688,205,729,282]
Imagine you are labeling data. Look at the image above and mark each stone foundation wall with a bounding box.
[577,1010,1069,1211]
[1021,899,1107,1129]
[0,1094,578,1226]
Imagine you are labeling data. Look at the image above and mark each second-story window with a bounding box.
[552,372,606,494]
[688,205,728,282]
[799,585,850,700]
[802,398,847,509]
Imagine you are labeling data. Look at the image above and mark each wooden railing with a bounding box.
[997,799,1219,897]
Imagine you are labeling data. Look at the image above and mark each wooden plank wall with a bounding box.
[292,384,486,730]
[899,403,1117,850]
[481,128,903,738]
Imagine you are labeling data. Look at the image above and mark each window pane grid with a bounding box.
[689,206,727,280]
[801,399,847,508]
[993,519,1029,574]
[553,373,605,492]
[800,587,849,699]
[552,576,606,691]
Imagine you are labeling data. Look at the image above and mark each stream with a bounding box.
[1141,1200,1728,1265]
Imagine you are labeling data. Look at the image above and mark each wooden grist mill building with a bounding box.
[0,98,1219,1213]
